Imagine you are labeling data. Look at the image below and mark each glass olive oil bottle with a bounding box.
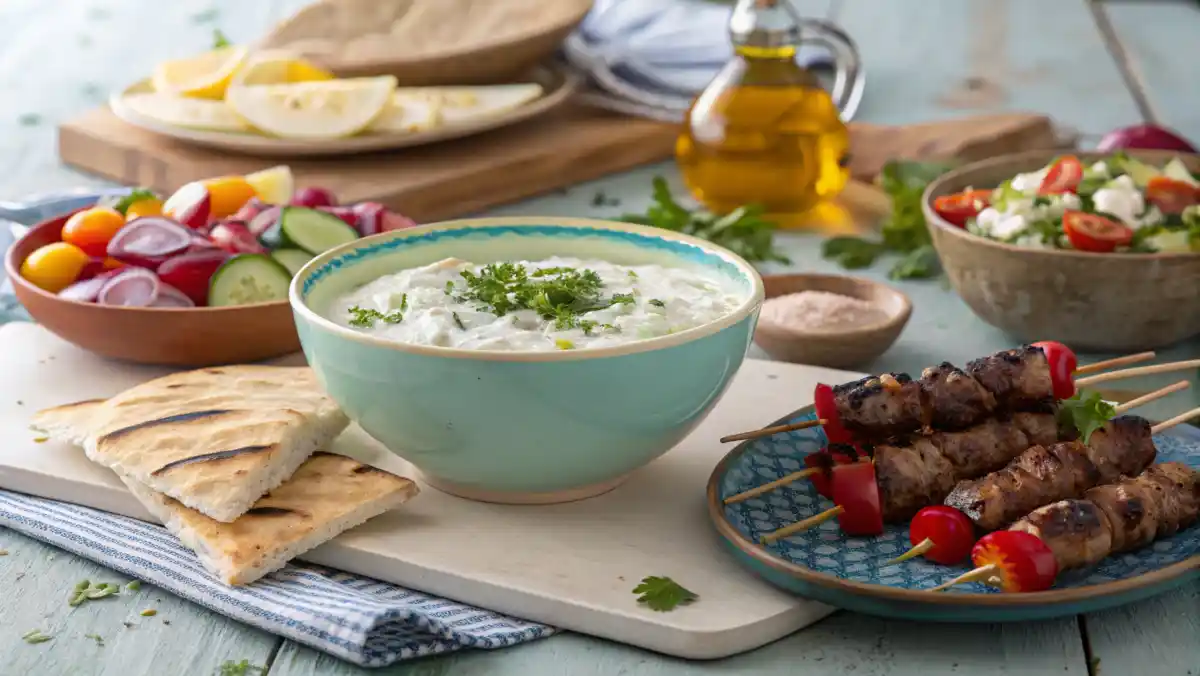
[676,0,863,229]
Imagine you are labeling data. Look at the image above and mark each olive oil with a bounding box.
[676,0,860,230]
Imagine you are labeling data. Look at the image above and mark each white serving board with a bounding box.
[0,322,867,659]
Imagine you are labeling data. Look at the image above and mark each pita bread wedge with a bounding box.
[121,452,418,585]
[32,366,349,523]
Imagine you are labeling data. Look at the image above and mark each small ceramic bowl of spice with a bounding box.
[752,273,912,369]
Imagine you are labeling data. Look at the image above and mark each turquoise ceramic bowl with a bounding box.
[291,217,764,504]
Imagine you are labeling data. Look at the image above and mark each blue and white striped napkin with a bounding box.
[0,489,555,667]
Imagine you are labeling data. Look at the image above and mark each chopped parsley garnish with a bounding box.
[212,29,230,48]
[347,305,404,328]
[578,319,598,336]
[452,312,466,330]
[454,263,634,331]
[648,298,666,308]
[85,633,104,646]
[69,580,121,607]
[22,629,52,644]
[1058,391,1116,444]
[632,576,697,612]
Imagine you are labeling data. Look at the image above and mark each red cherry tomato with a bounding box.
[813,383,852,445]
[1062,210,1133,253]
[804,447,854,499]
[905,506,977,565]
[968,531,1058,593]
[1038,155,1084,195]
[932,189,991,228]
[1144,176,1199,214]
[1031,340,1077,400]
[157,250,232,306]
[829,461,883,536]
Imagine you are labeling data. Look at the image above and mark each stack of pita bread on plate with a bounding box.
[32,366,418,585]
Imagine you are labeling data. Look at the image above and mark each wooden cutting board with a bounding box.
[57,105,1060,224]
[0,322,870,660]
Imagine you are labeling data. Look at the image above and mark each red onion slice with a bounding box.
[97,267,161,307]
[248,206,282,237]
[352,202,387,236]
[1097,124,1198,153]
[210,221,266,254]
[150,283,196,307]
[58,269,123,303]
[107,217,193,259]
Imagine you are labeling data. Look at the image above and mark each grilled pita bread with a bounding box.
[32,366,349,523]
[120,452,418,585]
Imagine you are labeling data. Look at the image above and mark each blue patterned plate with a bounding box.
[706,407,1200,622]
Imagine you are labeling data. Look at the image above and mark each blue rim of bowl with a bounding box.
[706,404,1200,607]
[289,216,766,362]
[922,149,1200,260]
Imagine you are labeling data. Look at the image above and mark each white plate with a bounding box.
[108,64,578,158]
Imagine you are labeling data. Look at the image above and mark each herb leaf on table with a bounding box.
[621,177,790,264]
[822,160,958,280]
[632,575,698,612]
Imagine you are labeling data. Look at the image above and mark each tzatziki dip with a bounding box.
[329,257,744,351]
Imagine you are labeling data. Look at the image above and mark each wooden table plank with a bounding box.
[833,0,1142,135]
[270,612,1089,676]
[1098,1,1200,142]
[0,529,278,675]
[1082,580,1200,676]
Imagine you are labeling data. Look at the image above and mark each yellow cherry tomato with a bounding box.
[202,176,257,219]
[124,197,164,221]
[61,207,126,258]
[20,242,90,293]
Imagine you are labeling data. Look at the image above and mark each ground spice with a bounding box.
[759,290,889,332]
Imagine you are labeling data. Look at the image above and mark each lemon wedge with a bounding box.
[245,165,295,204]
[120,93,250,132]
[368,98,442,134]
[392,83,543,126]
[152,46,248,99]
[230,50,334,88]
[225,76,397,140]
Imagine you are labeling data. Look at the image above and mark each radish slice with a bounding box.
[352,202,387,236]
[107,217,192,259]
[58,269,123,303]
[150,283,196,307]
[382,210,418,232]
[248,206,282,237]
[210,221,266,254]
[232,197,269,223]
[97,267,161,307]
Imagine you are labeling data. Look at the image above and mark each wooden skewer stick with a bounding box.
[1151,405,1200,435]
[928,564,1000,592]
[1071,351,1156,376]
[1112,380,1190,414]
[884,538,935,565]
[724,468,820,505]
[1075,359,1200,388]
[760,506,843,545]
[720,419,826,444]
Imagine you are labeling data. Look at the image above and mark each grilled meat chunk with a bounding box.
[920,362,997,429]
[1085,462,1200,553]
[1009,499,1113,570]
[875,438,957,522]
[945,416,1156,531]
[966,346,1054,411]
[832,373,924,438]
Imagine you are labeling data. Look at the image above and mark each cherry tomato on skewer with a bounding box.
[930,531,1058,593]
[1038,155,1084,195]
[886,506,976,566]
[1031,340,1078,400]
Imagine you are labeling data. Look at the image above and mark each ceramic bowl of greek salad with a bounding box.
[923,150,1200,352]
[4,166,419,366]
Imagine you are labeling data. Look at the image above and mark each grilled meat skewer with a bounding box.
[944,416,1157,531]
[1008,462,1200,571]
[834,346,1053,439]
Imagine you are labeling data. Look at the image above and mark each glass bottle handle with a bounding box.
[791,17,865,122]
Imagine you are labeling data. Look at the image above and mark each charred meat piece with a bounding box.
[944,416,1156,532]
[1086,462,1200,553]
[920,362,997,429]
[1009,499,1113,570]
[966,346,1054,411]
[832,373,924,438]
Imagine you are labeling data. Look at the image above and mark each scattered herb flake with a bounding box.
[633,576,697,612]
[18,113,42,127]
[648,298,666,308]
[451,312,466,331]
[212,28,230,48]
[627,270,638,279]
[32,436,49,443]
[578,319,598,336]
[620,177,789,264]
[85,633,105,647]
[555,338,575,350]
[1058,391,1117,444]
[22,629,52,644]
[69,580,121,607]
[347,305,404,328]
[140,609,157,617]
[219,659,266,676]
[125,580,141,591]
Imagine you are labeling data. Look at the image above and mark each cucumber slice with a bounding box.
[270,248,314,276]
[1163,158,1199,187]
[208,254,292,307]
[277,206,358,255]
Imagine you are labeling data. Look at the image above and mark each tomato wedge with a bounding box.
[1145,176,1199,214]
[1062,210,1133,253]
[932,189,991,228]
[1038,155,1084,195]
[829,461,884,536]
[1031,340,1077,399]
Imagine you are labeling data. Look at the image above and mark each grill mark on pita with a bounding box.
[99,409,235,444]
[245,506,305,517]
[51,398,107,410]
[151,445,275,476]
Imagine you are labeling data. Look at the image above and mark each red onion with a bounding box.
[107,217,193,269]
[97,267,161,307]
[231,197,269,223]
[248,206,282,237]
[1097,124,1198,153]
[58,269,123,303]
[292,187,337,208]
[210,221,266,254]
[150,283,196,307]
[157,249,231,306]
[352,202,387,236]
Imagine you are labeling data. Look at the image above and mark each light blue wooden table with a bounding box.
[2,0,1198,674]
